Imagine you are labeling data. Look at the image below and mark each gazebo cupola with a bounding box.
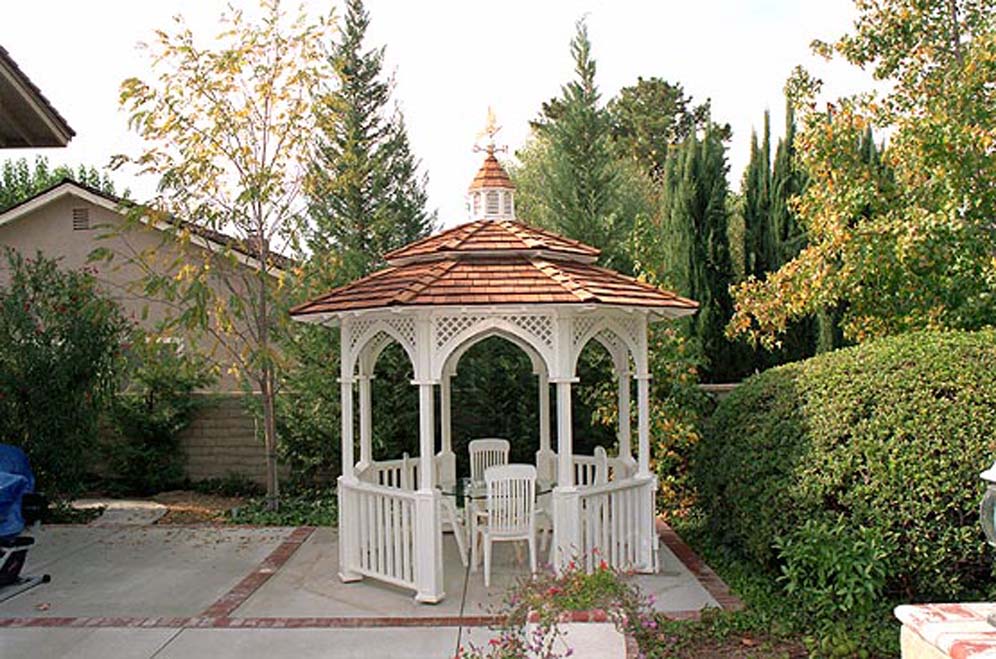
[467,109,515,221]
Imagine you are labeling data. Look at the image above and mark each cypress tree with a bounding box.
[742,112,775,280]
[657,127,743,382]
[306,0,435,286]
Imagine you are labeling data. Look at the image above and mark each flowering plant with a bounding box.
[457,555,662,659]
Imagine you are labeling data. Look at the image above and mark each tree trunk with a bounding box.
[261,369,280,510]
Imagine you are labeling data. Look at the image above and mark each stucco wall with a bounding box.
[0,191,253,391]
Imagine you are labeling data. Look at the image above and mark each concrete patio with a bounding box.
[0,522,737,658]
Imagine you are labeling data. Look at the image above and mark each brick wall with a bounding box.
[178,394,268,484]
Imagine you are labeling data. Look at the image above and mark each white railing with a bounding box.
[571,451,629,487]
[358,453,419,490]
[340,479,418,591]
[576,477,649,573]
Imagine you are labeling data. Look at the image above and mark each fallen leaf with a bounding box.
[35,603,50,611]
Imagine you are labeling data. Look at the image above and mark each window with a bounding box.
[472,193,481,216]
[503,191,513,216]
[485,191,499,216]
[72,207,90,231]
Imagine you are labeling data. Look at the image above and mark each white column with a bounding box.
[617,369,636,475]
[340,378,355,480]
[551,378,580,572]
[418,383,435,490]
[555,380,573,487]
[636,373,652,477]
[338,376,361,583]
[437,374,456,486]
[414,380,444,602]
[357,374,372,472]
[535,370,555,481]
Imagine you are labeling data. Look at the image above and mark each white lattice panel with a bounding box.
[348,319,377,353]
[571,316,598,349]
[509,314,554,348]
[434,315,486,348]
[385,317,416,349]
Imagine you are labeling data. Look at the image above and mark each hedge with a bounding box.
[695,330,996,604]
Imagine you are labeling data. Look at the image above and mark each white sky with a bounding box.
[2,0,872,228]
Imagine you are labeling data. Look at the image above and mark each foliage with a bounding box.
[0,249,130,498]
[0,156,119,212]
[106,337,216,495]
[730,0,996,348]
[305,0,436,284]
[229,486,336,526]
[695,330,996,610]
[774,517,887,624]
[606,76,724,180]
[635,127,745,382]
[671,513,895,658]
[113,0,335,504]
[512,19,652,273]
[458,559,660,659]
[742,112,774,280]
[188,471,264,498]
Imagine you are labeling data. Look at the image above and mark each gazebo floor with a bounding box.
[230,527,726,622]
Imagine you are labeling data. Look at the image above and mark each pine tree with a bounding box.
[654,127,742,382]
[306,0,435,286]
[770,101,805,266]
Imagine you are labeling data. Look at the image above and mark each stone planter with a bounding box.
[895,602,996,658]
[524,610,629,659]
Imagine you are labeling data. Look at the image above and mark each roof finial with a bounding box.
[474,106,506,155]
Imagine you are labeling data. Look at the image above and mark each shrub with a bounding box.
[695,330,996,605]
[107,337,216,495]
[0,250,130,498]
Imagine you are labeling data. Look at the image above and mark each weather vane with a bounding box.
[474,106,507,154]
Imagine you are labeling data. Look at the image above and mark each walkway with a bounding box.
[0,521,739,658]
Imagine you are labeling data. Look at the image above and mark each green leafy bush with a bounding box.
[774,517,887,622]
[695,330,996,606]
[107,337,216,495]
[229,487,336,526]
[0,250,130,497]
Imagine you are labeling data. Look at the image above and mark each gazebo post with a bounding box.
[552,375,581,571]
[636,373,651,477]
[357,372,373,473]
[535,369,554,481]
[617,367,635,475]
[337,367,361,583]
[437,372,456,487]
[634,315,657,572]
[413,317,444,603]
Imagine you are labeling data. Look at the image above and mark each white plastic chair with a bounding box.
[468,439,510,483]
[472,464,538,587]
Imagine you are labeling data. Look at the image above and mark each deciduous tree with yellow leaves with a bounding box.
[729,0,996,348]
[112,1,335,506]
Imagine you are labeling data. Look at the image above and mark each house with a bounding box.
[0,179,286,483]
[0,46,74,148]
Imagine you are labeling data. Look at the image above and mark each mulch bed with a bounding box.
[152,490,244,524]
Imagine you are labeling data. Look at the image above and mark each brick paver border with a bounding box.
[656,518,744,613]
[0,522,738,629]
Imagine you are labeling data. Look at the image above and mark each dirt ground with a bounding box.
[151,490,245,524]
[667,635,807,659]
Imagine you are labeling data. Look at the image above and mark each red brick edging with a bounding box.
[656,518,743,613]
[201,525,315,618]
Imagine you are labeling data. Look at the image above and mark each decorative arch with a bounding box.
[441,327,548,378]
[569,316,643,375]
[343,317,417,379]
[431,314,555,382]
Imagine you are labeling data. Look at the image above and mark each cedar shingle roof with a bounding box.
[467,150,514,191]
[290,251,697,316]
[384,219,600,263]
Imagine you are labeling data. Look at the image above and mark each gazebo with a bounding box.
[290,146,697,603]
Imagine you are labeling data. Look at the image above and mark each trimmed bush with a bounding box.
[695,330,996,604]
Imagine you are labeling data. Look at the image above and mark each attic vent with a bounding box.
[72,207,90,231]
